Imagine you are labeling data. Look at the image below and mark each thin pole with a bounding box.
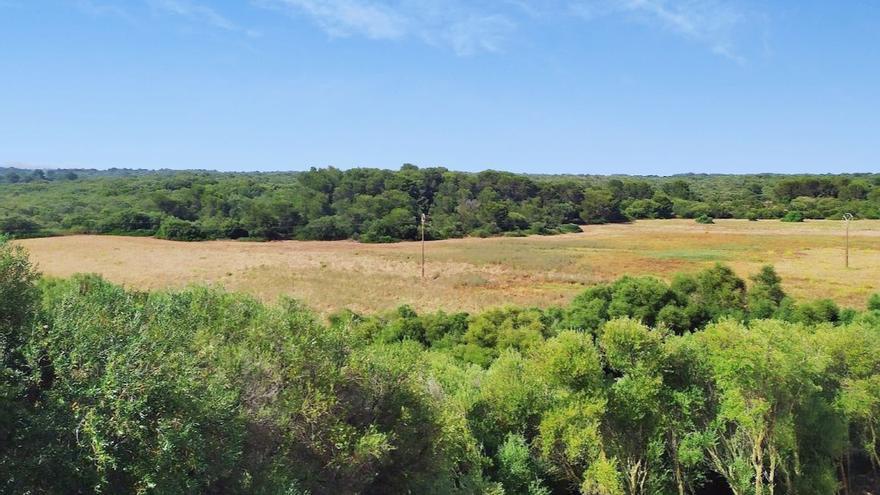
[420,213,426,279]
[843,213,853,268]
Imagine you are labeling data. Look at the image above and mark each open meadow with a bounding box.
[16,218,879,315]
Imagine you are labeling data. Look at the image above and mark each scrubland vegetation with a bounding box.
[2,166,879,241]
[3,236,880,494]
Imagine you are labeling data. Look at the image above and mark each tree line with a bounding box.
[1,166,879,241]
[2,238,879,494]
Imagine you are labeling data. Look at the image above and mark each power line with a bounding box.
[843,213,854,268]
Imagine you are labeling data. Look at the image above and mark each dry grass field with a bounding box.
[16,219,880,315]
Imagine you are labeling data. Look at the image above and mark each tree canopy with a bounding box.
[2,166,879,241]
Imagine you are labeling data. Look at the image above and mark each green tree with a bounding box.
[156,216,206,241]
[747,266,786,319]
[0,238,43,492]
[460,307,549,366]
[598,319,669,495]
[697,320,825,495]
[581,188,627,225]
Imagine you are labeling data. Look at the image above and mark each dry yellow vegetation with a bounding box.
[16,219,880,315]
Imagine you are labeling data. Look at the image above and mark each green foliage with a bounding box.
[562,265,750,334]
[694,214,714,224]
[496,433,550,495]
[156,216,206,241]
[3,242,880,494]
[0,215,42,236]
[36,278,243,493]
[677,264,748,324]
[747,265,786,319]
[788,298,841,325]
[558,223,583,234]
[580,187,628,224]
[296,214,352,240]
[3,167,880,242]
[0,237,39,361]
[531,331,602,392]
[697,319,832,495]
[0,238,43,492]
[605,276,677,328]
[781,210,805,222]
[460,307,550,366]
[867,293,880,311]
[98,210,160,235]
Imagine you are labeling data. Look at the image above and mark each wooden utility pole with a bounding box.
[843,213,853,268]
[420,213,426,279]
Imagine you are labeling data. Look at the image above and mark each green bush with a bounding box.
[868,293,880,311]
[297,215,353,240]
[781,211,805,222]
[156,217,206,241]
[96,211,160,234]
[0,216,42,236]
[695,214,714,224]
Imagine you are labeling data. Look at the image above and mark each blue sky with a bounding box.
[1,1,878,174]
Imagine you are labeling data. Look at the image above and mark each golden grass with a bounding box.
[16,219,880,315]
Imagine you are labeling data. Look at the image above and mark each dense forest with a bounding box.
[2,166,879,241]
[2,237,880,494]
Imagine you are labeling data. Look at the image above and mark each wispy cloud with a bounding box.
[70,0,755,60]
[74,0,135,21]
[266,0,409,39]
[441,14,516,55]
[258,0,752,59]
[149,0,261,37]
[258,0,519,55]
[571,0,747,61]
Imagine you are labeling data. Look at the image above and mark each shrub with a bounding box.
[747,265,786,319]
[0,236,39,368]
[362,208,418,242]
[199,217,248,239]
[299,215,353,240]
[695,214,714,224]
[96,211,159,234]
[0,216,42,236]
[791,299,841,325]
[36,277,243,492]
[673,199,711,219]
[0,238,44,492]
[867,293,880,311]
[526,222,551,235]
[624,199,660,219]
[156,217,206,241]
[606,276,677,328]
[462,307,548,365]
[781,211,805,222]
